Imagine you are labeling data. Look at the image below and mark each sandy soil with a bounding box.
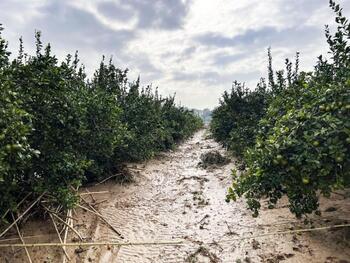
[0,129,349,263]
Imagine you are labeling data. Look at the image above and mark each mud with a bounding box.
[0,129,349,262]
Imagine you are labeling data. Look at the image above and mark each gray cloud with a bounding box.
[195,26,321,50]
[212,52,248,66]
[28,2,135,53]
[98,0,191,30]
[97,2,135,22]
[160,46,197,63]
[172,71,198,81]
[1,0,349,109]
[116,51,163,84]
[182,46,197,56]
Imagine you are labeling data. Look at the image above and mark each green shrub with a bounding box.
[9,34,90,208]
[226,1,350,217]
[0,28,202,219]
[0,73,35,213]
[229,80,350,217]
[0,26,34,213]
[92,60,203,161]
[211,80,269,157]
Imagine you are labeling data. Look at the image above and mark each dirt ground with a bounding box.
[0,129,349,263]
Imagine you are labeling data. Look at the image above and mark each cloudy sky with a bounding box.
[1,0,349,109]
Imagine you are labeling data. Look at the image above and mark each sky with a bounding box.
[1,0,350,109]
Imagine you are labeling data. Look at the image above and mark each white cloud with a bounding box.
[1,0,350,109]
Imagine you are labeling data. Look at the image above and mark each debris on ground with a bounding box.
[252,239,261,250]
[186,246,221,263]
[198,150,230,168]
[2,130,350,262]
[258,252,295,262]
[325,206,337,212]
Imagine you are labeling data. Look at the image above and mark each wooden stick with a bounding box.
[65,209,74,263]
[0,239,183,248]
[79,191,109,196]
[93,199,108,206]
[43,205,78,221]
[77,201,124,239]
[224,221,236,235]
[95,173,122,186]
[11,213,32,263]
[1,193,31,220]
[48,213,71,261]
[126,166,143,171]
[0,234,50,243]
[0,193,45,239]
[76,204,96,215]
[62,210,71,263]
[85,189,95,203]
[42,206,83,241]
[199,214,209,224]
[2,223,349,248]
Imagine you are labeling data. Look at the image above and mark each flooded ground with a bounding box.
[0,129,349,262]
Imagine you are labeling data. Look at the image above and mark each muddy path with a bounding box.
[1,129,349,263]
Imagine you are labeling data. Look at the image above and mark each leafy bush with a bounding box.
[0,29,35,212]
[92,60,203,161]
[9,34,90,208]
[211,80,269,157]
[225,1,350,217]
[229,80,350,217]
[117,87,202,161]
[0,27,202,220]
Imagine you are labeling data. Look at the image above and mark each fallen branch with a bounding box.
[0,234,49,243]
[0,193,45,239]
[126,166,143,171]
[224,221,236,235]
[77,201,124,239]
[199,214,210,224]
[66,209,75,263]
[42,206,83,241]
[177,176,209,183]
[79,191,109,196]
[76,204,95,215]
[42,205,77,221]
[1,223,349,249]
[11,213,32,263]
[95,173,122,186]
[1,193,31,220]
[62,210,71,263]
[93,199,108,206]
[85,189,95,203]
[0,239,183,248]
[48,212,71,261]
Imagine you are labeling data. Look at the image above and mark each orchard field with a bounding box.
[0,0,349,262]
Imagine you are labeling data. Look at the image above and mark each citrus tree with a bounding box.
[226,1,350,217]
[0,27,202,219]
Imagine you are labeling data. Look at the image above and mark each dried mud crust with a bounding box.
[0,129,349,263]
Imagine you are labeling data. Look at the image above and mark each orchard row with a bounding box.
[0,28,203,219]
[211,1,350,217]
